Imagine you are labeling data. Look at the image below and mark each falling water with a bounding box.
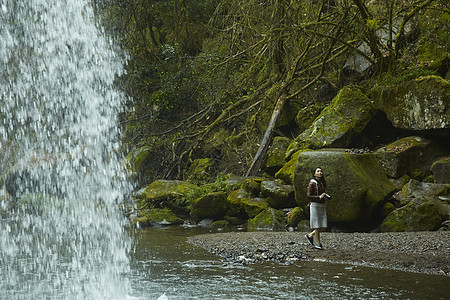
[0,1,131,298]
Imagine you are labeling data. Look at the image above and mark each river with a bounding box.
[128,226,449,299]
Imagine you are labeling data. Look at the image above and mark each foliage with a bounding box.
[94,0,448,183]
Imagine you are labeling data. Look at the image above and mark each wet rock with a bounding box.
[286,207,305,228]
[190,191,227,222]
[132,208,184,228]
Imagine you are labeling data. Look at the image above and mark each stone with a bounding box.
[293,149,396,226]
[260,180,296,209]
[241,177,265,196]
[287,86,377,157]
[380,198,442,232]
[141,180,197,208]
[275,149,311,185]
[374,136,431,178]
[373,75,449,131]
[431,157,450,183]
[190,191,227,222]
[132,208,184,228]
[286,207,305,228]
[247,208,286,231]
[264,137,292,175]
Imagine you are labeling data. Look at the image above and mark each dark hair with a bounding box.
[312,167,327,189]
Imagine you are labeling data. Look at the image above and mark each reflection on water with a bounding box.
[129,227,449,299]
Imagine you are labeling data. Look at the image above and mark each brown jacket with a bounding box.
[306,179,326,203]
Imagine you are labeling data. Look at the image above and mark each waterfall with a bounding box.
[0,1,132,298]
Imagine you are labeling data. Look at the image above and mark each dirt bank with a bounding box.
[189,231,450,276]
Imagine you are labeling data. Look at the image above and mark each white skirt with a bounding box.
[310,202,327,229]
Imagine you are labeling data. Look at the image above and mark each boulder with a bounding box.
[380,198,442,232]
[374,136,431,178]
[293,149,396,226]
[287,86,377,157]
[247,208,286,231]
[190,191,227,222]
[264,137,291,175]
[140,180,197,208]
[431,157,450,183]
[275,149,311,184]
[373,75,449,131]
[132,208,184,228]
[225,189,269,220]
[297,220,310,232]
[286,207,305,228]
[260,180,296,209]
[294,105,323,134]
[241,177,265,196]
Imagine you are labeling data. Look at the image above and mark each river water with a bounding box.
[128,226,449,300]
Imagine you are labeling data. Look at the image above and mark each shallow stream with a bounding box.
[128,227,449,299]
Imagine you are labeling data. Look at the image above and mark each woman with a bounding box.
[305,167,329,250]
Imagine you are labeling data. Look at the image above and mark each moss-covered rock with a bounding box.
[140,180,197,208]
[286,207,304,228]
[287,86,377,156]
[275,149,311,184]
[241,197,269,219]
[190,191,228,222]
[294,104,323,132]
[431,157,450,183]
[264,137,292,175]
[372,76,449,131]
[293,149,396,226]
[210,219,230,229]
[375,136,431,178]
[260,180,296,209]
[241,177,265,196]
[132,208,184,228]
[380,198,442,232]
[247,208,286,231]
[297,220,310,232]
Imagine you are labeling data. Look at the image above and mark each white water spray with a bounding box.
[0,1,131,298]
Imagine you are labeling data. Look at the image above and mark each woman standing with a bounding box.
[305,167,329,250]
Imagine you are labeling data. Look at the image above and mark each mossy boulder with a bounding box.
[247,208,286,231]
[293,149,396,226]
[187,158,217,181]
[286,207,305,228]
[297,220,310,232]
[260,180,296,209]
[380,198,442,232]
[264,137,292,175]
[124,146,155,184]
[275,149,311,184]
[190,191,228,222]
[373,76,449,131]
[132,208,184,228]
[375,136,431,178]
[431,157,450,183]
[225,189,269,220]
[294,104,323,132]
[241,177,265,196]
[210,220,230,229]
[287,86,376,156]
[140,180,197,208]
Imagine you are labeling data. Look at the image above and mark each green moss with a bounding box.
[247,208,285,231]
[276,149,311,184]
[132,208,184,227]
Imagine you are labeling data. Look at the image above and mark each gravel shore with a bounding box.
[189,231,450,276]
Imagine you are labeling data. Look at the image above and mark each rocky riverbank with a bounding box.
[189,231,450,276]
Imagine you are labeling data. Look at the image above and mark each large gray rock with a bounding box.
[190,191,228,222]
[431,157,450,183]
[287,86,377,157]
[293,149,396,226]
[373,75,449,131]
[380,180,449,232]
[260,180,296,209]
